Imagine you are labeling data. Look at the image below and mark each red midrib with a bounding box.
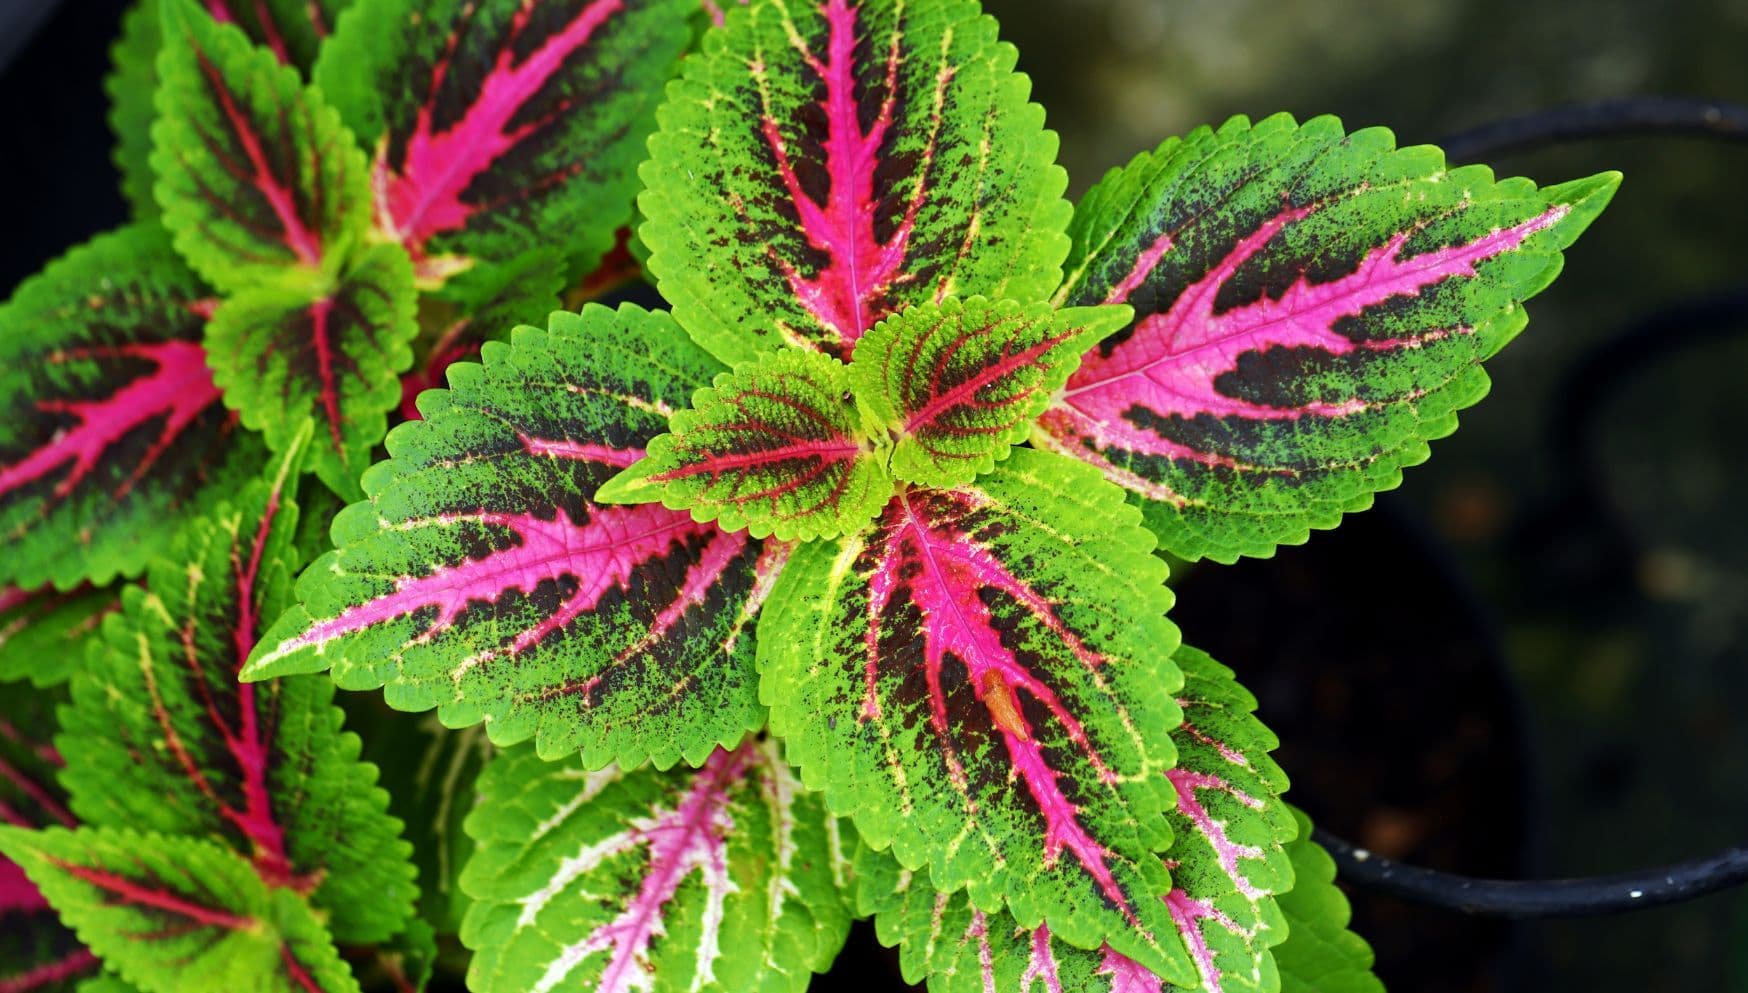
[903,329,1076,433]
[57,861,257,931]
[0,948,100,993]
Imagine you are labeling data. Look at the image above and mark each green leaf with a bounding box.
[850,297,1130,489]
[0,827,361,993]
[641,0,1072,365]
[758,447,1192,980]
[57,436,417,944]
[0,586,120,687]
[79,975,146,993]
[152,0,371,293]
[459,737,849,993]
[313,0,694,286]
[0,225,265,590]
[598,348,893,541]
[205,242,419,498]
[1274,809,1385,993]
[243,305,776,771]
[1037,113,1619,562]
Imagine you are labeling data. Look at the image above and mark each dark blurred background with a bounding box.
[4,1,1746,990]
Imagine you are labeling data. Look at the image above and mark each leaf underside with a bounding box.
[1038,112,1619,562]
[641,0,1072,365]
[244,304,774,771]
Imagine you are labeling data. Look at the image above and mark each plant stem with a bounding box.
[1440,97,1748,162]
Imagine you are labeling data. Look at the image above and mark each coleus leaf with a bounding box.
[597,349,893,541]
[759,447,1193,980]
[1273,809,1384,993]
[0,226,264,590]
[641,0,1072,365]
[57,435,418,944]
[205,243,419,498]
[0,586,120,688]
[152,0,371,293]
[850,297,1131,489]
[242,304,775,770]
[76,976,144,993]
[0,827,360,993]
[459,737,849,993]
[312,0,695,286]
[851,645,1295,993]
[1036,113,1620,562]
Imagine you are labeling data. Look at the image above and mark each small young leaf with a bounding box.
[58,437,418,944]
[598,349,892,541]
[205,243,419,497]
[313,0,694,285]
[205,0,354,69]
[0,827,360,993]
[460,737,849,993]
[244,305,775,770]
[0,226,264,590]
[641,0,1072,365]
[1274,809,1385,993]
[152,0,371,292]
[0,586,120,687]
[1037,113,1619,562]
[759,448,1192,980]
[850,297,1130,489]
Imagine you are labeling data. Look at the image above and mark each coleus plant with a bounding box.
[0,0,1618,992]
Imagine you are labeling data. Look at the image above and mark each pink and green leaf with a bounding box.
[0,226,264,590]
[759,448,1192,980]
[850,297,1130,489]
[460,737,849,993]
[152,0,372,293]
[1037,113,1619,563]
[56,434,417,944]
[205,243,420,498]
[1273,809,1384,993]
[242,305,773,770]
[0,586,120,688]
[598,348,892,541]
[0,827,360,993]
[641,0,1072,365]
[312,0,695,286]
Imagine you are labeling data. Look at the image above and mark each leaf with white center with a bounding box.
[459,737,849,993]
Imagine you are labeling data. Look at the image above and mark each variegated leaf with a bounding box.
[152,0,371,292]
[598,349,893,541]
[57,435,417,944]
[1037,113,1619,563]
[641,0,1072,365]
[0,226,264,590]
[850,297,1129,488]
[0,586,120,688]
[759,448,1192,980]
[0,827,360,993]
[314,0,694,286]
[243,305,775,770]
[460,737,849,993]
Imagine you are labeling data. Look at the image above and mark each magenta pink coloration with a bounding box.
[374,0,623,263]
[758,0,932,354]
[1102,231,1175,307]
[1046,205,1569,467]
[1164,888,1249,993]
[208,0,294,65]
[305,295,346,453]
[861,487,1135,916]
[572,744,751,993]
[1096,945,1165,993]
[0,949,100,993]
[0,857,47,915]
[1020,924,1065,993]
[900,326,1085,438]
[0,341,221,503]
[0,757,74,832]
[265,504,742,667]
[519,434,646,468]
[1166,768,1265,900]
[0,587,27,614]
[54,860,256,931]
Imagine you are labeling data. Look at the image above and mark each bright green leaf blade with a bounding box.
[1274,808,1385,993]
[460,737,849,993]
[152,0,371,292]
[599,348,892,541]
[849,296,1129,489]
[1039,113,1619,563]
[758,447,1192,980]
[78,975,145,993]
[243,304,776,770]
[0,827,360,993]
[641,0,1072,365]
[0,225,265,590]
[56,437,418,944]
[206,242,419,498]
[313,0,694,287]
[0,585,120,687]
